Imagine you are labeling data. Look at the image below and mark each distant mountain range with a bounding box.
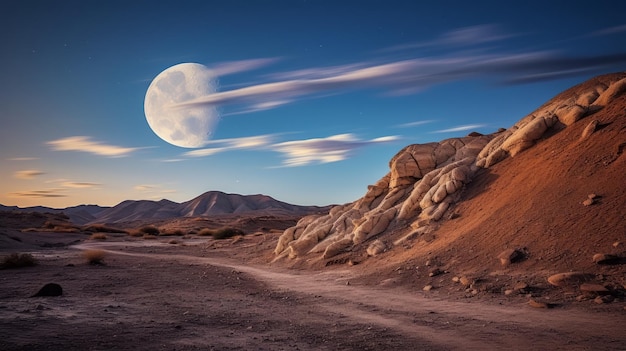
[0,191,330,225]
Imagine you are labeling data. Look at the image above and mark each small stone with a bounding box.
[451,276,460,283]
[504,289,515,296]
[593,253,619,264]
[498,248,522,266]
[587,193,597,199]
[459,276,472,287]
[423,285,433,291]
[579,283,609,294]
[429,268,442,277]
[513,282,529,292]
[528,299,551,308]
[346,281,350,286]
[582,198,594,206]
[547,272,594,287]
[594,295,614,304]
[613,241,622,248]
[31,283,63,297]
[576,295,592,302]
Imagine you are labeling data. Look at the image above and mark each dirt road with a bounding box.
[1,241,625,350]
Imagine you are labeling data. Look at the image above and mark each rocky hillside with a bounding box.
[274,72,626,284]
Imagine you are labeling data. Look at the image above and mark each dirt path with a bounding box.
[68,241,626,350]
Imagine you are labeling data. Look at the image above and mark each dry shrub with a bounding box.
[90,233,108,240]
[211,227,245,240]
[139,226,160,236]
[142,234,157,240]
[83,224,127,233]
[127,230,143,237]
[83,249,106,265]
[1,253,37,269]
[197,228,215,236]
[159,229,184,236]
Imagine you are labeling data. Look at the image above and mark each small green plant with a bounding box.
[1,253,37,269]
[83,249,106,265]
[90,233,108,240]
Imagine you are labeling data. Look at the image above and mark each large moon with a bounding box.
[144,63,218,148]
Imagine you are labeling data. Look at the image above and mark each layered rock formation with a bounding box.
[274,74,626,261]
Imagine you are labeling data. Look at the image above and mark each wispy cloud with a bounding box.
[588,24,626,37]
[9,189,67,198]
[384,24,515,52]
[182,132,399,167]
[47,136,140,157]
[395,120,436,128]
[7,157,39,161]
[211,57,281,76]
[184,134,277,157]
[14,170,45,179]
[61,182,101,189]
[167,25,626,116]
[431,124,487,133]
[133,184,177,196]
[271,134,400,167]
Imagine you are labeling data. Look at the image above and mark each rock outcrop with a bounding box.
[274,73,626,262]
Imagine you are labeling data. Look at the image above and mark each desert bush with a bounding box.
[127,230,142,237]
[159,229,184,236]
[211,227,245,240]
[197,228,215,236]
[142,234,157,240]
[139,225,160,236]
[52,226,80,233]
[83,224,127,233]
[90,233,108,240]
[1,253,37,269]
[83,249,106,265]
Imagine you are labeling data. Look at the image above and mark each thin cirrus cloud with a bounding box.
[170,25,626,114]
[395,120,436,128]
[431,124,488,133]
[7,157,39,161]
[47,136,140,157]
[184,134,277,157]
[14,170,45,179]
[61,182,101,189]
[9,189,67,198]
[271,134,400,167]
[182,133,400,167]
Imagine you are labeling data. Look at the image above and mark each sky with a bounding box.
[2,0,626,209]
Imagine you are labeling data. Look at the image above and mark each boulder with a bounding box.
[547,272,594,287]
[592,253,619,264]
[580,120,599,139]
[595,77,626,106]
[31,283,63,297]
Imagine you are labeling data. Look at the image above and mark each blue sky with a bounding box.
[2,0,626,208]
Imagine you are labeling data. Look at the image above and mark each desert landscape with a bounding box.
[1,72,625,350]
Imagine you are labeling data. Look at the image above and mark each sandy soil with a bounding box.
[1,232,625,351]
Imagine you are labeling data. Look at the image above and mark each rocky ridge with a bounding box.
[274,72,626,263]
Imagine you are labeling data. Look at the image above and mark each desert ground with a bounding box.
[1,222,625,351]
[2,73,626,350]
